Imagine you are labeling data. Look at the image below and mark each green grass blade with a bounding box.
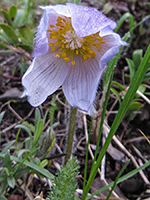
[82,45,150,199]
[106,160,130,200]
[83,117,93,189]
[114,12,134,36]
[91,48,123,173]
[32,120,44,146]
[92,73,113,166]
[87,160,150,199]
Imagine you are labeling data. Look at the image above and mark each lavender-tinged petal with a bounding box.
[62,57,104,111]
[99,25,115,37]
[40,5,71,17]
[67,3,116,37]
[33,5,71,57]
[96,33,127,69]
[22,52,69,106]
[33,9,49,57]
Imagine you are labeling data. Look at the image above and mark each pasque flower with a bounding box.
[22,3,126,111]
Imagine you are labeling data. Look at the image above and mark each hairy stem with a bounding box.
[65,107,77,165]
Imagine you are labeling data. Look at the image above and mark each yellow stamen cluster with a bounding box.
[47,16,105,65]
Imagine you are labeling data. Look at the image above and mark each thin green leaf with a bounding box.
[15,128,21,148]
[92,48,121,168]
[13,166,30,179]
[12,147,38,177]
[110,87,121,105]
[0,10,12,25]
[132,49,143,70]
[19,27,33,44]
[0,24,18,44]
[126,101,143,120]
[7,175,15,188]
[35,108,41,132]
[114,12,134,39]
[9,5,17,19]
[4,153,12,173]
[18,43,33,54]
[0,31,14,44]
[106,160,130,200]
[33,120,44,146]
[2,140,15,154]
[13,9,25,28]
[111,81,125,90]
[83,117,93,189]
[15,124,33,144]
[126,58,135,81]
[0,180,7,195]
[40,159,48,168]
[0,50,13,54]
[87,160,150,199]
[17,149,31,157]
[0,173,7,182]
[0,41,9,49]
[49,96,56,126]
[43,109,49,125]
[22,121,35,133]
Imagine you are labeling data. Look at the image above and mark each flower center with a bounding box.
[47,16,105,65]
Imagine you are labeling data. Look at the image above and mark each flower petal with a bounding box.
[22,52,70,106]
[33,5,71,57]
[62,57,104,111]
[33,9,49,57]
[96,32,127,69]
[40,4,71,17]
[67,3,116,37]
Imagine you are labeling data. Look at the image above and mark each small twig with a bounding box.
[9,45,33,61]
[103,120,150,185]
[43,119,50,131]
[76,189,100,199]
[55,143,63,154]
[47,153,66,160]
[124,136,150,145]
[53,161,61,171]
[83,114,95,161]
[136,89,150,104]
[8,103,22,120]
[83,114,119,198]
[138,129,150,144]
[56,92,70,109]
[1,108,34,134]
[101,129,107,180]
[17,179,34,200]
[108,99,118,116]
[0,73,21,80]
[132,144,148,163]
[0,55,16,66]
[56,91,88,115]
[76,136,86,151]
[125,86,150,104]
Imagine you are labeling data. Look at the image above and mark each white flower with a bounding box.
[22,3,126,111]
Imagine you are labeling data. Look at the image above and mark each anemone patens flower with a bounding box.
[22,3,126,111]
